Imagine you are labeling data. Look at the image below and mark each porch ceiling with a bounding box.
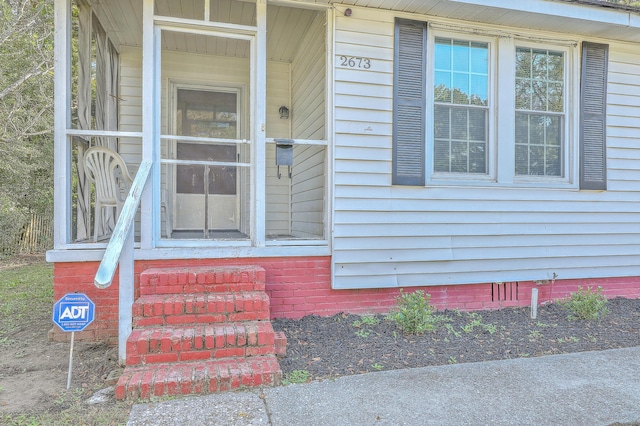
[90,0,319,62]
[91,0,640,54]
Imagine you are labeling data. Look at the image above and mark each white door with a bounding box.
[173,88,240,232]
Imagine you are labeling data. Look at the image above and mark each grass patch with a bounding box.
[0,262,53,335]
[283,370,310,385]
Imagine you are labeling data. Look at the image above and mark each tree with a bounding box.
[604,0,640,6]
[0,0,54,253]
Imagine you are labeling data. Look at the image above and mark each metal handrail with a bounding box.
[94,160,152,289]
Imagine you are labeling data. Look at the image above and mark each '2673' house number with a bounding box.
[339,56,371,69]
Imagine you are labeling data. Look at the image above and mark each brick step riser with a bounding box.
[115,356,282,400]
[132,293,270,327]
[126,324,277,366]
[140,267,266,295]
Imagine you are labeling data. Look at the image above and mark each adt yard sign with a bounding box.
[53,293,95,332]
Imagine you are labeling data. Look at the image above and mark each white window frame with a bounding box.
[425,28,579,189]
[426,30,497,185]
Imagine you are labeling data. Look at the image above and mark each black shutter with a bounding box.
[580,42,608,190]
[393,19,427,186]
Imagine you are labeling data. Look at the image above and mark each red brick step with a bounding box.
[115,355,282,400]
[125,322,276,366]
[132,292,270,327]
[140,266,266,295]
[116,265,284,401]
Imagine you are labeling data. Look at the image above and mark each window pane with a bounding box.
[434,71,452,102]
[548,82,563,112]
[434,106,487,174]
[515,47,565,178]
[434,38,489,176]
[515,47,564,113]
[434,106,450,139]
[470,74,487,106]
[452,73,470,104]
[451,108,468,140]
[452,40,470,72]
[434,139,451,172]
[515,78,530,110]
[468,109,486,141]
[451,141,469,172]
[515,112,563,177]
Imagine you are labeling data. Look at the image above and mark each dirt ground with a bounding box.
[0,321,121,415]
[0,256,128,424]
[273,298,640,379]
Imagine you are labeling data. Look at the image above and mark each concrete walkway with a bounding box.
[127,347,640,425]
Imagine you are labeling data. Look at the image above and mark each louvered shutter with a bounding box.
[393,19,427,186]
[580,42,608,190]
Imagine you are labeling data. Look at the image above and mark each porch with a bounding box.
[52,0,330,253]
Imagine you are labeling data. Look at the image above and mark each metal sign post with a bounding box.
[52,293,95,389]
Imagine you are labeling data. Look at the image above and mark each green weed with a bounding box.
[559,286,608,320]
[528,330,543,340]
[461,313,497,334]
[355,329,371,338]
[386,290,443,335]
[283,370,310,385]
[371,363,384,371]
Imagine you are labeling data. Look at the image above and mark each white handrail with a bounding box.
[94,160,152,288]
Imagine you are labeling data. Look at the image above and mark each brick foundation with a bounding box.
[51,256,640,343]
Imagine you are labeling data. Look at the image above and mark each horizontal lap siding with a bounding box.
[332,8,640,289]
[291,14,326,239]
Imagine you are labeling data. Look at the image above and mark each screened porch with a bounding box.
[55,0,329,251]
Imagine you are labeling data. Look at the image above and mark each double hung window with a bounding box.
[393,19,608,190]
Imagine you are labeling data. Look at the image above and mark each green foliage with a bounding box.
[283,370,310,385]
[559,286,609,321]
[0,1,55,253]
[386,290,442,335]
[461,313,497,334]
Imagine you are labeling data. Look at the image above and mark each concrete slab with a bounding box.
[128,347,640,426]
[127,390,269,426]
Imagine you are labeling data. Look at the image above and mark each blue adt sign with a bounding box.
[53,293,95,332]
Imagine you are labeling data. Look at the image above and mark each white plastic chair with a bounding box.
[84,146,133,242]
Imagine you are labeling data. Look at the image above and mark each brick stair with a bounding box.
[115,265,285,400]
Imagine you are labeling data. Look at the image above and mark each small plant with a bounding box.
[559,286,608,320]
[461,313,497,334]
[528,330,543,340]
[360,315,380,326]
[355,329,371,338]
[444,323,462,338]
[283,370,310,385]
[386,290,442,335]
[447,356,458,364]
[371,363,384,371]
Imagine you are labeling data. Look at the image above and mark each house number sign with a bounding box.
[339,56,372,69]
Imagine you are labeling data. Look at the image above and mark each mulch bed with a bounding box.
[273,297,640,380]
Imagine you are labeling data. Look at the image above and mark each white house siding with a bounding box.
[332,7,640,289]
[266,62,292,236]
[118,48,292,236]
[290,12,326,238]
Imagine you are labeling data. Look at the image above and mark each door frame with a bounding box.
[168,81,246,234]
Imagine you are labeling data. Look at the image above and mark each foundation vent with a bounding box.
[491,282,519,302]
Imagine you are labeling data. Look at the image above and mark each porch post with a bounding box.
[53,0,72,247]
[253,0,267,246]
[140,0,156,249]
